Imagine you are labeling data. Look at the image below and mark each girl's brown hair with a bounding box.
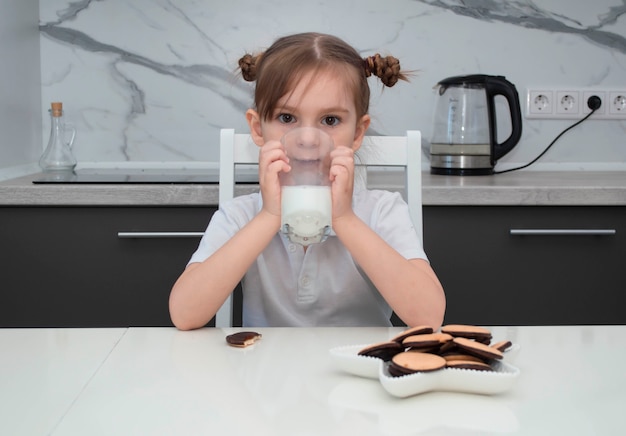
[238,32,408,121]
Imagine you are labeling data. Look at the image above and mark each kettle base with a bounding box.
[429,154,494,175]
[430,167,494,176]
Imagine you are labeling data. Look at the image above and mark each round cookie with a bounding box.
[390,325,434,343]
[402,332,453,352]
[453,337,503,360]
[446,359,493,371]
[226,331,262,348]
[388,362,413,377]
[389,351,447,376]
[441,353,486,363]
[358,341,404,361]
[425,332,454,345]
[438,339,457,354]
[491,340,513,352]
[441,324,493,344]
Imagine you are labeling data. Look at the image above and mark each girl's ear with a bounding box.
[246,109,264,146]
[351,114,371,151]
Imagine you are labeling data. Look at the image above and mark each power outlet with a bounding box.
[582,90,606,116]
[526,88,626,120]
[555,90,579,116]
[528,90,553,115]
[608,91,626,117]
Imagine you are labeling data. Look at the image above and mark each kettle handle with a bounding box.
[484,76,523,163]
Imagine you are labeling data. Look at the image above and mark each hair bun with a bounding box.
[364,54,404,87]
[238,53,258,82]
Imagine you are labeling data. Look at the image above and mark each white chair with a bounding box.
[216,129,423,327]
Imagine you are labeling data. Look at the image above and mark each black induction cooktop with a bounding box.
[32,171,259,184]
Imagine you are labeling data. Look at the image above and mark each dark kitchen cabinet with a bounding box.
[0,206,218,327]
[423,206,625,326]
[2,204,624,327]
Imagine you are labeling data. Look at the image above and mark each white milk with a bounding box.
[281,185,332,244]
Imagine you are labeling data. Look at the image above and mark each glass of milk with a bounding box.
[279,127,333,246]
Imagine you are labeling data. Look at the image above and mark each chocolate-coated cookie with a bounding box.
[389,351,447,376]
[441,324,493,344]
[452,337,503,360]
[446,359,493,371]
[226,331,262,348]
[441,353,486,363]
[491,340,513,352]
[402,332,453,352]
[358,341,404,361]
[390,325,434,343]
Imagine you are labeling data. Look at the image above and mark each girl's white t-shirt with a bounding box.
[188,188,427,327]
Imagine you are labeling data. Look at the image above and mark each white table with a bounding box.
[0,328,126,435]
[2,326,625,435]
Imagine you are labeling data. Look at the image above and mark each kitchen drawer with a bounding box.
[0,206,218,327]
[424,206,625,325]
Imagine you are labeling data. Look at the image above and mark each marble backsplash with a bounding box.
[39,0,626,171]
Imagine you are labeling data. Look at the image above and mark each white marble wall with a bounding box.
[39,0,626,171]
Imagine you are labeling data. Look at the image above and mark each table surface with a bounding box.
[1,325,625,435]
[2,171,626,205]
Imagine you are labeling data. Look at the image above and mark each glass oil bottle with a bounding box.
[39,102,77,172]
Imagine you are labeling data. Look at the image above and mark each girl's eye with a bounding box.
[322,116,340,126]
[278,113,295,124]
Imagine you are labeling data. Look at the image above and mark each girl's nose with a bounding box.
[297,127,320,148]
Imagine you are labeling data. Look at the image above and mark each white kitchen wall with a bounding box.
[0,0,41,176]
[37,0,626,171]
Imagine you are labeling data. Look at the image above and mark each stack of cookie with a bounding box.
[358,324,512,377]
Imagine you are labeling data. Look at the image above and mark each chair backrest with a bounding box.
[216,129,422,327]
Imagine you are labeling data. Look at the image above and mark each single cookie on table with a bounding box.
[358,341,404,361]
[453,337,503,361]
[388,351,447,377]
[226,331,262,348]
[441,324,493,344]
[491,339,513,352]
[390,325,434,343]
[445,359,493,371]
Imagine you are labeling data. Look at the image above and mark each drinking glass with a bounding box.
[279,127,333,246]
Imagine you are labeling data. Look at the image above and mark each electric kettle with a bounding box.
[430,74,522,175]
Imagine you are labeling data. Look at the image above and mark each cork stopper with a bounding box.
[50,102,63,117]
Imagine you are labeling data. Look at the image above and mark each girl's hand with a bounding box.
[329,146,356,220]
[258,139,290,218]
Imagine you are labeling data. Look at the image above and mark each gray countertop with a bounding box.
[1,171,625,206]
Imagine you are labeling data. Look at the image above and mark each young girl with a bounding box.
[169,32,445,330]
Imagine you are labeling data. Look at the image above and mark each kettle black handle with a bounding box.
[484,76,523,163]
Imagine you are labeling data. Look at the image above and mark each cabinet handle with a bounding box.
[117,232,204,238]
[510,229,616,236]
